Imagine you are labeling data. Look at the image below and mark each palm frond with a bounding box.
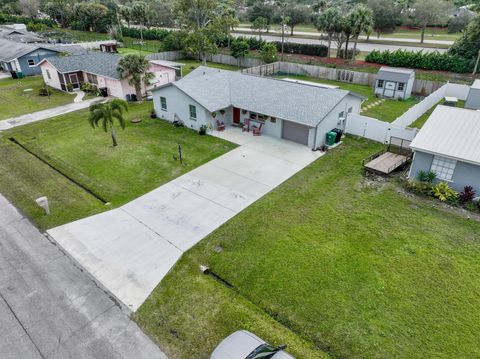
[110,99,128,114]
[88,109,104,128]
[112,111,126,130]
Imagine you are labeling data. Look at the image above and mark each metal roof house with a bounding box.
[465,79,480,110]
[409,105,480,193]
[151,67,364,148]
[38,52,181,99]
[0,38,60,77]
[374,67,415,100]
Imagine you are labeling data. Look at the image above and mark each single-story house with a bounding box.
[465,79,480,110]
[374,67,415,100]
[409,105,480,193]
[38,52,181,99]
[0,38,60,77]
[0,24,46,43]
[151,67,364,149]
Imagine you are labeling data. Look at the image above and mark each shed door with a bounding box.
[383,81,396,98]
[282,120,309,145]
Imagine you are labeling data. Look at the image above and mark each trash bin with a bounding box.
[16,72,24,79]
[331,128,343,143]
[326,131,336,146]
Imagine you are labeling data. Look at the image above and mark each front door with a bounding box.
[69,73,80,89]
[233,107,240,124]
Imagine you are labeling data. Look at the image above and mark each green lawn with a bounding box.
[118,47,155,56]
[137,137,480,359]
[180,59,241,75]
[0,76,74,120]
[275,75,418,122]
[0,102,236,229]
[410,100,465,129]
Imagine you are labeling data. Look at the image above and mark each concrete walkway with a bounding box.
[0,194,167,359]
[0,97,102,131]
[48,128,323,312]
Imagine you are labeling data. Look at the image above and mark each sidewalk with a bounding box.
[0,96,102,131]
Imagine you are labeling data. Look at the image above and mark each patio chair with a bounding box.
[242,119,250,132]
[252,123,263,136]
[216,120,225,131]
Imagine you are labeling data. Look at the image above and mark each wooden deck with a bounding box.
[364,152,409,175]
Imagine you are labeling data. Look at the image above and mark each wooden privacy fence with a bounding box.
[242,62,445,95]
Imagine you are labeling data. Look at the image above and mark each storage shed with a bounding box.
[374,67,415,100]
[465,79,480,110]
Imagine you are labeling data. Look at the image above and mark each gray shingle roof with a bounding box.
[0,26,46,43]
[0,38,58,62]
[45,52,123,79]
[166,67,355,127]
[376,66,414,83]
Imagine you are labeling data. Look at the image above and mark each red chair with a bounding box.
[252,123,263,136]
[242,119,250,132]
[216,120,225,131]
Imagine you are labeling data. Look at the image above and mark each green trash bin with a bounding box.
[17,72,24,79]
[326,131,336,146]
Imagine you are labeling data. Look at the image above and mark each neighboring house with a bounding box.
[465,79,480,110]
[409,106,480,194]
[0,24,46,43]
[151,67,364,148]
[374,67,415,100]
[0,38,60,77]
[38,52,180,99]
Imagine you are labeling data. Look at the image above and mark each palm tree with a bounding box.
[314,7,342,58]
[350,4,374,62]
[88,99,128,147]
[117,54,154,102]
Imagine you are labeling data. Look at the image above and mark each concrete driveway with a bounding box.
[48,129,323,311]
[0,195,167,359]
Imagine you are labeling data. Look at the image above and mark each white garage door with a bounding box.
[282,120,309,145]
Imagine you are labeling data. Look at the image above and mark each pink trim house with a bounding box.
[38,52,182,100]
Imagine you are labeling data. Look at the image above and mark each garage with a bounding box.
[282,120,310,145]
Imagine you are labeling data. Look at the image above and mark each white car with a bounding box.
[211,330,295,359]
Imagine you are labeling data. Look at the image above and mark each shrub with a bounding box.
[199,124,207,135]
[260,43,278,63]
[459,185,476,204]
[66,83,74,92]
[417,170,437,183]
[162,31,187,51]
[431,182,459,203]
[365,49,474,73]
[38,87,51,96]
[80,82,99,95]
[406,180,433,196]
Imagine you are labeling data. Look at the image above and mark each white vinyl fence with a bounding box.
[346,114,419,144]
[392,83,470,127]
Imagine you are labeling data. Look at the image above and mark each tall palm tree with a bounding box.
[314,7,342,58]
[350,4,374,62]
[117,54,154,102]
[88,99,128,147]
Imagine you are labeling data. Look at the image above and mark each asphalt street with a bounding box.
[0,194,168,359]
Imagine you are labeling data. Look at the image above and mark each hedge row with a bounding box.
[120,26,171,41]
[365,49,474,73]
[272,41,328,57]
[0,13,56,27]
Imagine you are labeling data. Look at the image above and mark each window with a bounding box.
[348,107,353,113]
[27,59,35,67]
[430,155,456,181]
[377,79,384,88]
[160,96,167,111]
[338,111,345,119]
[46,69,51,80]
[398,82,405,91]
[86,72,98,85]
[189,104,197,120]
